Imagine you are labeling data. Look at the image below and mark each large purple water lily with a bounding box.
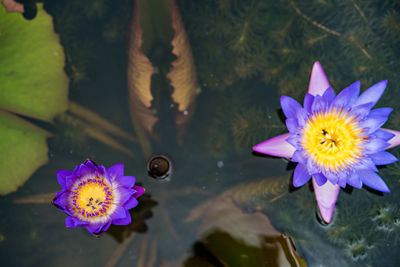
[253,62,400,223]
[53,159,145,236]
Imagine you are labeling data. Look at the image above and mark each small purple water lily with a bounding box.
[253,62,400,223]
[53,159,145,236]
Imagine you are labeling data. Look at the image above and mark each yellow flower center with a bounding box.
[301,108,367,172]
[71,178,114,220]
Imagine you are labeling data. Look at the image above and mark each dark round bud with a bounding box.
[147,154,172,180]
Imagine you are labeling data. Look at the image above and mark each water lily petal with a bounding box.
[355,80,387,107]
[322,87,335,103]
[358,170,390,193]
[65,216,88,228]
[373,129,395,141]
[57,170,72,189]
[114,176,136,188]
[303,93,314,113]
[253,133,295,158]
[369,108,392,119]
[285,118,299,133]
[112,210,132,225]
[350,102,374,118]
[293,163,311,187]
[110,206,128,220]
[133,185,145,198]
[347,172,362,189]
[280,96,302,118]
[308,61,331,96]
[312,178,340,223]
[333,81,360,107]
[369,151,398,165]
[364,138,390,153]
[313,173,327,186]
[108,163,124,181]
[382,128,400,149]
[124,196,139,210]
[292,150,307,164]
[360,116,388,134]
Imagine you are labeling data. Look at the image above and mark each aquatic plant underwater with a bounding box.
[1,0,400,266]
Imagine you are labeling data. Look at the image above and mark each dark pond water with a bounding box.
[1,0,400,266]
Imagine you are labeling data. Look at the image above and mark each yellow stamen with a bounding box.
[301,108,366,172]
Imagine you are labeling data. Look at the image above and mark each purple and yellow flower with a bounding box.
[53,159,145,236]
[253,62,400,223]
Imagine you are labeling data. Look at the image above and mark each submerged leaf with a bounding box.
[127,0,157,158]
[0,110,49,195]
[0,3,69,121]
[167,0,200,143]
[185,199,306,266]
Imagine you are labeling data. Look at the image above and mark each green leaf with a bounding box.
[0,110,49,195]
[0,3,69,121]
[0,4,69,195]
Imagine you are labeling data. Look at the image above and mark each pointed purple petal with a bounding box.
[86,221,111,234]
[360,116,388,134]
[286,118,299,133]
[84,159,97,168]
[364,138,390,153]
[369,151,398,165]
[293,164,311,187]
[280,96,302,118]
[65,216,88,228]
[108,163,124,181]
[358,170,390,193]
[308,61,331,96]
[369,108,392,119]
[112,210,132,225]
[292,150,307,164]
[322,87,335,103]
[57,170,72,189]
[333,81,360,107]
[53,190,70,211]
[313,173,327,186]
[117,187,135,205]
[306,158,319,175]
[303,93,314,113]
[110,206,128,220]
[132,185,145,198]
[124,196,139,210]
[253,133,295,158]
[311,95,327,113]
[296,108,308,127]
[115,176,136,188]
[350,102,374,118]
[381,128,400,149]
[374,129,395,141]
[355,80,387,107]
[347,172,362,189]
[312,178,340,223]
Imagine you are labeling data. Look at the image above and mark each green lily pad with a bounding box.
[0,110,49,195]
[0,4,69,195]
[0,3,69,121]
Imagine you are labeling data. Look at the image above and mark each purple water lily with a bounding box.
[253,62,400,223]
[53,159,145,236]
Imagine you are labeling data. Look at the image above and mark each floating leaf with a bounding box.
[0,110,49,195]
[0,3,69,121]
[0,3,69,195]
[167,0,200,143]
